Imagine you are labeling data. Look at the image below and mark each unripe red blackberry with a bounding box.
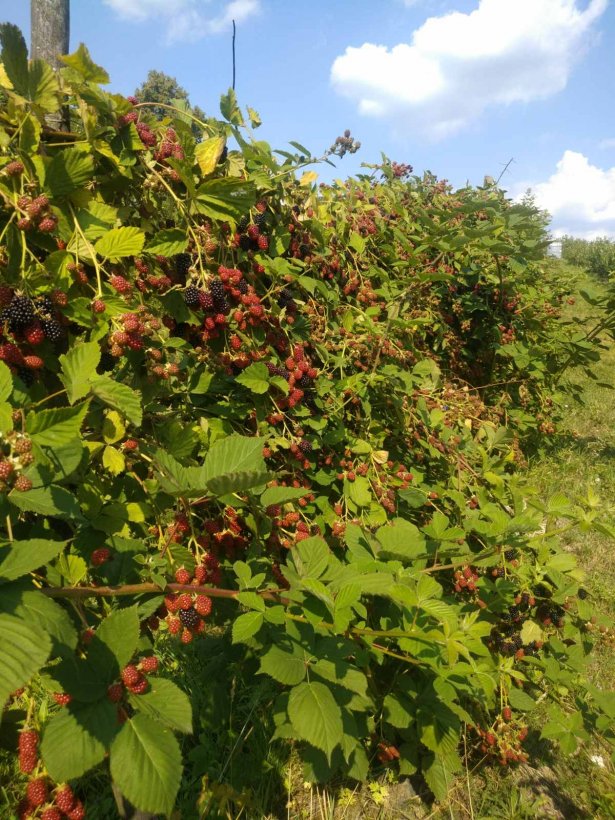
[91,548,111,567]
[107,682,124,703]
[257,235,269,251]
[110,274,131,294]
[54,785,76,814]
[26,778,48,807]
[4,160,24,176]
[175,566,192,584]
[66,800,86,820]
[123,439,139,451]
[91,299,106,314]
[177,593,193,611]
[180,628,193,644]
[23,355,44,370]
[0,460,14,480]
[127,675,148,695]
[38,217,57,234]
[25,323,45,345]
[139,655,159,674]
[121,665,140,687]
[502,706,512,721]
[167,616,181,635]
[53,692,72,706]
[194,595,212,617]
[41,808,63,820]
[14,475,33,492]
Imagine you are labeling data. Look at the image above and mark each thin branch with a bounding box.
[232,19,237,91]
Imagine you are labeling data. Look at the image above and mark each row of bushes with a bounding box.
[561,235,615,279]
[0,24,614,817]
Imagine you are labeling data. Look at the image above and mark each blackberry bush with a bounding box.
[0,23,613,819]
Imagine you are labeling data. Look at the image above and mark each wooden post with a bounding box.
[30,0,70,129]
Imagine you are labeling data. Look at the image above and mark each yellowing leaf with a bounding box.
[102,411,125,444]
[195,136,226,176]
[102,446,125,475]
[300,171,318,186]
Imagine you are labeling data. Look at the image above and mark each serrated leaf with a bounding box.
[0,361,12,402]
[0,23,28,96]
[232,611,263,643]
[0,584,77,656]
[236,362,270,394]
[0,538,67,583]
[95,227,145,261]
[110,714,182,816]
[196,178,255,226]
[422,752,453,801]
[292,536,330,579]
[145,229,188,256]
[377,518,426,560]
[27,402,89,448]
[59,341,101,403]
[90,376,142,427]
[346,475,371,507]
[260,486,307,506]
[102,445,125,475]
[9,485,81,519]
[203,434,266,492]
[103,410,125,444]
[220,88,245,125]
[0,613,51,715]
[195,136,226,175]
[45,150,94,197]
[507,688,537,711]
[287,681,343,762]
[128,678,192,734]
[28,59,59,112]
[88,606,139,680]
[259,645,306,685]
[60,43,110,83]
[520,620,544,645]
[41,700,116,781]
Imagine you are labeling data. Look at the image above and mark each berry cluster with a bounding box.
[162,566,216,644]
[0,431,34,493]
[16,733,86,819]
[471,710,529,766]
[15,194,57,234]
[327,129,361,158]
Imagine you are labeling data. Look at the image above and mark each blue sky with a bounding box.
[1,0,614,237]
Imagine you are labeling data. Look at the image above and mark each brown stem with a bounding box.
[40,582,281,601]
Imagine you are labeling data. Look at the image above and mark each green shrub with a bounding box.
[0,24,613,817]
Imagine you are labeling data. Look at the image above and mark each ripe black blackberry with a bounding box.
[278,287,294,308]
[178,607,200,629]
[578,588,588,600]
[218,146,228,164]
[508,605,520,620]
[511,633,523,649]
[17,368,35,386]
[35,295,54,315]
[184,286,201,307]
[254,212,267,229]
[237,214,250,232]
[239,235,251,251]
[504,548,518,561]
[210,278,225,300]
[298,374,312,389]
[174,254,191,278]
[298,440,312,454]
[237,279,249,295]
[3,295,35,328]
[41,318,63,342]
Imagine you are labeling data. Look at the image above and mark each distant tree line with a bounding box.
[561,235,615,280]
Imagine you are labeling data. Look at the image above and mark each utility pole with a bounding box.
[30,0,70,129]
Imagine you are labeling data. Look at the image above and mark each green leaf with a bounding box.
[259,645,306,685]
[95,227,146,261]
[145,229,188,257]
[0,361,12,402]
[507,688,537,712]
[196,178,255,226]
[0,584,77,656]
[27,402,89,448]
[232,611,264,643]
[41,700,116,781]
[90,376,142,427]
[128,678,192,734]
[28,59,59,112]
[102,445,125,475]
[88,606,139,679]
[195,136,226,175]
[0,23,28,96]
[220,88,245,125]
[9,485,81,519]
[260,486,308,507]
[45,150,94,197]
[59,341,101,403]
[60,43,110,83]
[236,362,270,394]
[0,613,51,715]
[292,536,330,579]
[203,435,267,495]
[287,681,343,763]
[0,539,67,583]
[110,714,182,817]
[346,476,371,507]
[377,518,426,560]
[422,751,454,801]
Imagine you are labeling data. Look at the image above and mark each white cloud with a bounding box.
[103,0,260,43]
[518,150,615,238]
[331,0,607,138]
